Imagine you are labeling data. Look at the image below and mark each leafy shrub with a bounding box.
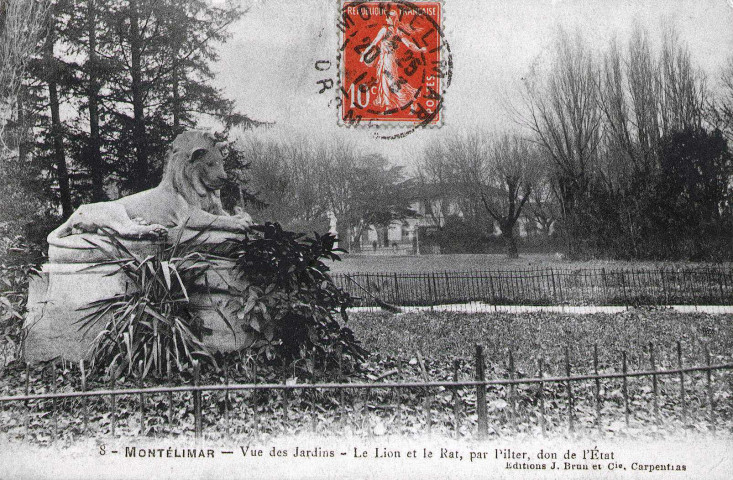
[80,224,365,379]
[219,222,366,371]
[79,234,218,377]
[0,230,43,368]
[429,215,500,254]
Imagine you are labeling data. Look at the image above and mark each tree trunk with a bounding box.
[87,0,105,200]
[501,225,519,259]
[170,0,183,131]
[129,0,148,191]
[172,63,181,130]
[335,217,351,252]
[45,16,72,218]
[17,90,29,163]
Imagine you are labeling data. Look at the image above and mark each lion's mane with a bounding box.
[161,130,220,212]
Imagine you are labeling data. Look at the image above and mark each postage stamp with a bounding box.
[338,0,447,130]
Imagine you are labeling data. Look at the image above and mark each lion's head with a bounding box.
[161,130,229,210]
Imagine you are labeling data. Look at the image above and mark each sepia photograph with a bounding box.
[0,0,731,478]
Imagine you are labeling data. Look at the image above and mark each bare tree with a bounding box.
[625,27,662,170]
[516,28,604,255]
[658,25,707,134]
[526,155,559,237]
[238,133,331,232]
[416,137,457,229]
[709,55,733,141]
[599,24,707,170]
[595,25,711,257]
[0,0,50,154]
[480,134,538,258]
[443,131,538,258]
[321,137,362,250]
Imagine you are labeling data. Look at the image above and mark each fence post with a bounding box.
[253,361,260,439]
[508,350,516,433]
[661,268,670,305]
[425,274,433,311]
[538,358,546,437]
[224,360,231,438]
[110,366,117,437]
[393,273,400,305]
[718,269,725,304]
[557,270,564,304]
[417,351,432,437]
[281,371,290,426]
[193,360,202,441]
[649,343,659,427]
[622,351,629,428]
[167,353,174,433]
[338,345,347,429]
[594,344,601,434]
[452,359,460,439]
[80,360,88,435]
[488,273,496,307]
[550,268,557,302]
[705,345,716,434]
[565,347,574,434]
[51,361,58,443]
[394,358,403,431]
[676,341,686,429]
[24,363,30,439]
[601,268,608,304]
[432,272,439,307]
[475,345,488,439]
[621,271,629,306]
[310,349,317,434]
[138,361,145,435]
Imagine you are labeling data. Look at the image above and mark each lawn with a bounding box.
[0,310,730,443]
[343,309,733,437]
[326,253,732,273]
[347,309,733,370]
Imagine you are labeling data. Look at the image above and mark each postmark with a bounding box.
[337,0,451,137]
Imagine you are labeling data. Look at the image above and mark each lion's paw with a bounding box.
[149,224,168,238]
[132,224,168,239]
[234,216,253,231]
[232,210,254,230]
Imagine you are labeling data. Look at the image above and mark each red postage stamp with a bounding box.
[339,1,444,127]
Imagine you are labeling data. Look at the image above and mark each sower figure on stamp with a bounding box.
[360,9,427,111]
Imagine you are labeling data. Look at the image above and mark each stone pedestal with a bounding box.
[24,233,248,363]
[26,263,128,362]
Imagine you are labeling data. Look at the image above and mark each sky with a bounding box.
[211,0,733,170]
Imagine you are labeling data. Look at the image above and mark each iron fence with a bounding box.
[1,342,731,441]
[332,267,733,311]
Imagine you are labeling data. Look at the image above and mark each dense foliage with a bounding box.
[1,0,259,228]
[220,223,367,370]
[575,127,732,260]
[241,134,415,250]
[77,223,365,379]
[79,233,217,377]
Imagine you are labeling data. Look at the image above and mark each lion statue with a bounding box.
[47,130,252,246]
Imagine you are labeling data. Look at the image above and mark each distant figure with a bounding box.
[372,240,378,251]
